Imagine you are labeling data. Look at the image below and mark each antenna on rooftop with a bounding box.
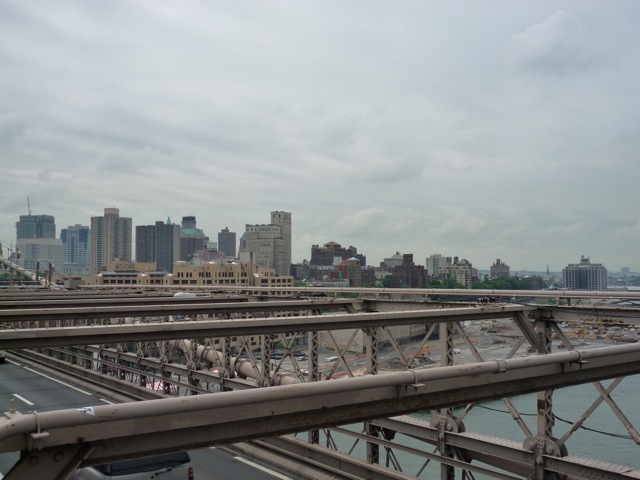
[27,196,31,215]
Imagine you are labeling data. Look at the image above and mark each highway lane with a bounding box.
[0,358,291,479]
[0,358,110,412]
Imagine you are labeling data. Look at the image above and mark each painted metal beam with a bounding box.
[77,284,640,301]
[2,343,640,480]
[0,294,251,309]
[0,298,362,323]
[0,304,532,349]
[547,305,640,325]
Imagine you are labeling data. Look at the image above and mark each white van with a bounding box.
[71,451,193,480]
[326,356,339,362]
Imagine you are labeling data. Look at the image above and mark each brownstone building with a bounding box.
[310,241,366,266]
[336,257,362,287]
[390,254,428,288]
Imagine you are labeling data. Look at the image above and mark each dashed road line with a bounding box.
[12,393,34,406]
[234,456,292,480]
[23,367,93,395]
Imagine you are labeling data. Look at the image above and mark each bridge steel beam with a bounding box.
[2,343,640,480]
[365,417,638,480]
[546,305,640,325]
[0,298,362,324]
[0,294,253,309]
[141,285,640,301]
[0,304,532,349]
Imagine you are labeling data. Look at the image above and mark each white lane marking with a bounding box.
[23,367,93,396]
[234,456,292,480]
[100,398,115,404]
[7,359,20,366]
[12,393,34,406]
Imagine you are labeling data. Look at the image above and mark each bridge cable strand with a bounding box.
[475,404,633,440]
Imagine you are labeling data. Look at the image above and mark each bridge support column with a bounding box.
[439,321,456,479]
[365,327,379,375]
[221,336,233,392]
[160,340,173,395]
[258,334,274,387]
[535,319,554,440]
[184,339,200,395]
[137,347,148,388]
[365,327,380,465]
[116,345,127,381]
[521,319,566,479]
[308,330,320,445]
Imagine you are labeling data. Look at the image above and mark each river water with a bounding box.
[324,352,640,478]
[459,379,639,466]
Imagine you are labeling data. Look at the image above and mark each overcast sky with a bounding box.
[1,1,639,272]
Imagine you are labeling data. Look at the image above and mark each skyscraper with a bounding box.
[563,256,607,290]
[239,211,291,276]
[271,211,291,276]
[90,208,132,274]
[15,214,63,272]
[217,227,236,258]
[61,224,91,275]
[136,219,181,273]
[179,216,208,261]
[16,214,56,239]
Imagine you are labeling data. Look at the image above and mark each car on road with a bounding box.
[71,451,194,480]
[0,350,6,363]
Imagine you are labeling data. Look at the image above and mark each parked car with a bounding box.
[0,350,6,363]
[71,451,193,480]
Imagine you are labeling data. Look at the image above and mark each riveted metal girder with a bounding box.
[0,298,362,324]
[0,304,532,349]
[2,343,640,480]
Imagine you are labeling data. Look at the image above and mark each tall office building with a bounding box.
[90,208,132,274]
[239,211,291,276]
[15,214,63,272]
[218,227,237,258]
[61,224,91,275]
[16,214,56,239]
[136,219,181,273]
[180,216,209,261]
[563,256,607,290]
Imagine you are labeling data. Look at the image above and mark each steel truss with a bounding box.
[1,290,640,479]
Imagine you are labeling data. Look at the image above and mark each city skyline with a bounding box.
[0,208,626,275]
[1,2,639,272]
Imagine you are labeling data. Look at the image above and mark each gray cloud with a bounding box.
[1,1,639,272]
[509,11,604,76]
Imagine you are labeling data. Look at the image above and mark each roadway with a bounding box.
[0,358,291,480]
